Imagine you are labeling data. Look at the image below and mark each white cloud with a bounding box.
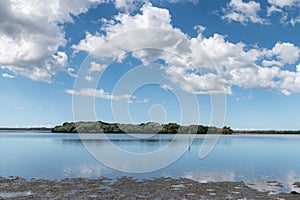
[65,88,132,101]
[164,65,232,94]
[0,0,105,82]
[104,2,173,30]
[135,98,150,103]
[230,66,279,89]
[73,3,216,94]
[67,67,78,78]
[1,0,298,85]
[236,93,253,101]
[72,2,182,65]
[160,84,172,90]
[195,33,262,71]
[74,3,300,96]
[88,61,107,73]
[277,68,300,95]
[73,2,173,57]
[290,16,300,26]
[113,0,200,11]
[221,0,267,25]
[261,42,300,68]
[267,5,283,16]
[268,0,296,8]
[66,88,150,103]
[167,0,199,3]
[262,60,283,67]
[85,75,94,82]
[113,0,144,12]
[271,42,300,65]
[2,73,15,79]
[83,61,107,81]
[230,65,300,95]
[220,0,300,26]
[193,25,206,34]
[267,0,300,26]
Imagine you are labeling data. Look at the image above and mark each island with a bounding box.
[51,121,300,135]
[51,121,233,134]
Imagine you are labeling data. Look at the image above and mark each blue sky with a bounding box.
[1,0,300,130]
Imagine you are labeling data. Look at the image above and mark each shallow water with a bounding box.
[0,132,300,193]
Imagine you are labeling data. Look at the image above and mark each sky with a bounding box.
[0,0,300,130]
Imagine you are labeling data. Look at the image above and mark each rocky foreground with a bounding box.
[0,176,300,199]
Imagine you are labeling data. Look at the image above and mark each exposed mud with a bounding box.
[0,176,300,199]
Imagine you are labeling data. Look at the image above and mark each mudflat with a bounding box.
[1,176,300,199]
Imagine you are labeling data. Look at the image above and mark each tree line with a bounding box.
[52,121,233,134]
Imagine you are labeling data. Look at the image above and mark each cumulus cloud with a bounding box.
[73,2,173,58]
[261,42,300,68]
[73,3,300,96]
[271,42,300,64]
[72,3,188,67]
[221,0,267,25]
[267,0,300,25]
[113,0,144,12]
[268,0,296,8]
[219,0,300,26]
[164,65,232,94]
[88,61,107,73]
[0,0,105,82]
[113,0,200,12]
[82,61,107,82]
[262,60,283,67]
[1,0,299,85]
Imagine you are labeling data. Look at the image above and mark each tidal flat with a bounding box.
[0,176,300,199]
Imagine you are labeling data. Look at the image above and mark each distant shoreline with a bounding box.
[0,128,52,132]
[234,130,300,134]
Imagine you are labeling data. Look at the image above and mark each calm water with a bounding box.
[0,132,300,193]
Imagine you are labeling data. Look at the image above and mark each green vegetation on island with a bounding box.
[52,121,234,135]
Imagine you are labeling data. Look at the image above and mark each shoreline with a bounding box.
[0,176,299,199]
[2,130,300,135]
[0,128,52,133]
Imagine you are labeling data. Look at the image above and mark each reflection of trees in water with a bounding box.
[61,137,198,153]
[61,138,173,149]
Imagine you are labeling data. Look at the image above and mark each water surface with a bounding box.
[0,132,300,193]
